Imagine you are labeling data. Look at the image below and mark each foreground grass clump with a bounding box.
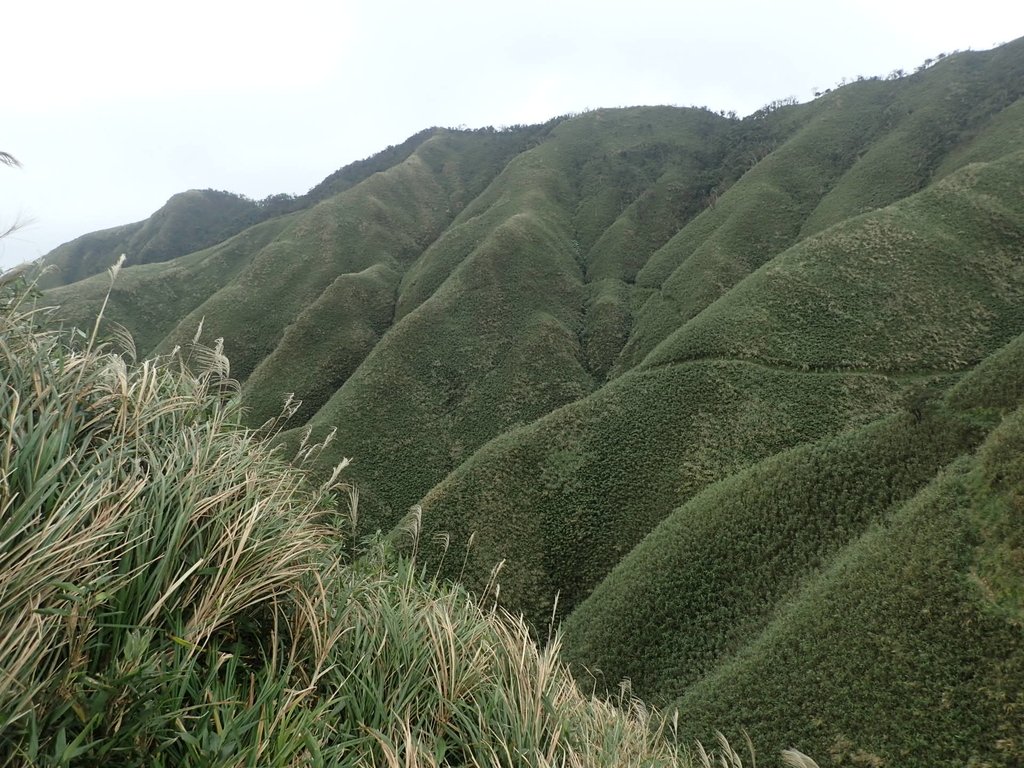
[0,275,746,767]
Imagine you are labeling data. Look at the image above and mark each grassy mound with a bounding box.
[418,360,902,629]
[559,408,987,703]
[667,410,1024,767]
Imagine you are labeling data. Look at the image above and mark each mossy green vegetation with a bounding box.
[666,417,1024,767]
[418,361,902,629]
[643,150,1024,373]
[559,409,986,696]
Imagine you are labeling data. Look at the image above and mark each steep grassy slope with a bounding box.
[562,326,1024,766]
[948,328,1024,411]
[43,215,295,354]
[799,39,1024,236]
[558,409,985,695]
[37,189,266,288]
[46,42,1024,536]
[618,38,1024,372]
[666,410,1024,767]
[411,94,1024,633]
[394,108,730,321]
[290,108,741,530]
[158,133,519,383]
[36,129,446,290]
[47,128,544,428]
[417,362,901,628]
[644,151,1024,373]
[241,262,399,425]
[1,282,717,768]
[935,96,1024,178]
[617,91,875,370]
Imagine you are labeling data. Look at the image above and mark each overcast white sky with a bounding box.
[2,0,1021,269]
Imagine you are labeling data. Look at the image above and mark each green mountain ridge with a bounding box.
[39,38,1024,766]
[37,188,267,289]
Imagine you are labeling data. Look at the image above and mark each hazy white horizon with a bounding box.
[2,0,1022,269]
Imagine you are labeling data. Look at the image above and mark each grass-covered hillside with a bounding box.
[3,273,758,767]
[37,37,1024,766]
[36,189,268,289]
